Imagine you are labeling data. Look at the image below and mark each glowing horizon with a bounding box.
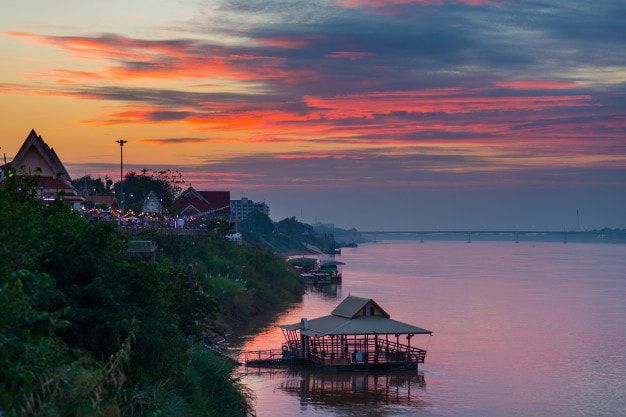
[1,0,625,227]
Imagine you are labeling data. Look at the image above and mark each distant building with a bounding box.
[83,195,120,211]
[313,222,335,232]
[142,190,162,213]
[169,186,230,217]
[0,129,84,209]
[230,197,270,221]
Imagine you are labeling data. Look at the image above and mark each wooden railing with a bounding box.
[243,349,284,363]
[242,348,298,365]
[307,336,427,365]
[378,339,427,363]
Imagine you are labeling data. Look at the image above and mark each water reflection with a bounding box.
[241,367,427,415]
[240,242,626,417]
[285,369,426,408]
[305,282,342,299]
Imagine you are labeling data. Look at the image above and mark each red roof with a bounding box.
[85,195,119,209]
[0,175,83,203]
[170,187,230,215]
[38,176,75,190]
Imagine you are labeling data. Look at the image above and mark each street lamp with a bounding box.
[116,139,128,210]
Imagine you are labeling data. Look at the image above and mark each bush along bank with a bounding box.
[0,178,302,417]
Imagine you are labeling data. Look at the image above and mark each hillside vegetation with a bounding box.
[0,175,301,417]
[240,213,339,254]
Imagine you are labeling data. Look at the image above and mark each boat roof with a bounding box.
[320,259,346,266]
[332,295,388,319]
[279,295,432,336]
[279,314,431,337]
[288,257,318,265]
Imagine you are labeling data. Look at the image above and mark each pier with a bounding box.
[243,296,432,372]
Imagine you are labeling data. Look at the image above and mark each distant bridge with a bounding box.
[360,230,588,243]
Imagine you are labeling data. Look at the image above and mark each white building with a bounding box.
[142,190,162,213]
[230,197,269,221]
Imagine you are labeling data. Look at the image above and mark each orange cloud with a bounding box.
[5,32,318,84]
[140,138,212,145]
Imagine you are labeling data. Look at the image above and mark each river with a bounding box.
[237,241,626,416]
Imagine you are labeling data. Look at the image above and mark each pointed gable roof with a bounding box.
[280,295,431,336]
[331,295,390,319]
[10,129,71,181]
[170,186,230,215]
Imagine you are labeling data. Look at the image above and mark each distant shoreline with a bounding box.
[363,236,626,244]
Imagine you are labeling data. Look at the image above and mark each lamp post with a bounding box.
[116,139,128,210]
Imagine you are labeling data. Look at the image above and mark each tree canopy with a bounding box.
[0,176,301,416]
[112,169,185,212]
[71,175,113,196]
[240,211,274,236]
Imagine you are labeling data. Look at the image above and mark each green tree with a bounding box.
[0,178,301,417]
[240,211,274,236]
[71,175,113,196]
[113,169,185,212]
[275,216,315,236]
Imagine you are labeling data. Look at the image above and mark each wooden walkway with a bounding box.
[243,349,299,367]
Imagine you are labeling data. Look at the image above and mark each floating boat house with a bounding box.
[278,296,432,371]
[287,257,345,284]
[319,259,344,280]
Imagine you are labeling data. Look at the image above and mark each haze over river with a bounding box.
[237,241,626,417]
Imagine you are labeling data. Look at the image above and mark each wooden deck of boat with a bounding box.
[243,349,299,367]
[242,349,421,372]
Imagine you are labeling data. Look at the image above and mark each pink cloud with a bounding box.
[494,80,582,90]
[257,36,316,49]
[303,90,595,119]
[333,0,495,12]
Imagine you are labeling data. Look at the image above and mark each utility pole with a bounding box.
[116,139,128,210]
[1,146,6,177]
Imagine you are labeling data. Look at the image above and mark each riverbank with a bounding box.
[0,182,302,417]
[145,230,304,341]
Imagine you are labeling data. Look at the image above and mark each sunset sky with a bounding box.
[1,0,625,228]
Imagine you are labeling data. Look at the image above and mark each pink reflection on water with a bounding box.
[238,241,626,417]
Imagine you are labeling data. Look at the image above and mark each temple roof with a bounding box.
[85,195,119,208]
[170,186,230,215]
[9,129,71,181]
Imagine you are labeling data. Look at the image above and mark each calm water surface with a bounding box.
[237,241,626,417]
